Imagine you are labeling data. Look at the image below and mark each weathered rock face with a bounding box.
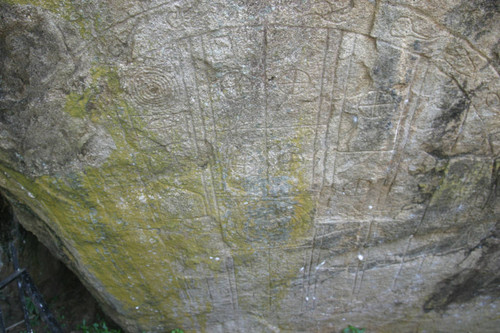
[0,0,499,331]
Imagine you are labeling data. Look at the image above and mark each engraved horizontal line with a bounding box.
[213,194,309,200]
[125,122,327,131]
[334,150,396,154]
[315,218,397,225]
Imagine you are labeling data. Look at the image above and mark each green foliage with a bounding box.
[342,325,366,333]
[78,320,121,333]
[25,297,41,328]
[140,329,183,333]
[20,296,69,332]
[19,305,182,333]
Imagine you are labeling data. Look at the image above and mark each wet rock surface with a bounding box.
[0,0,499,331]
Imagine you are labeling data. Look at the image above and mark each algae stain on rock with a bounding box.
[3,0,97,37]
[0,63,211,330]
[56,65,236,330]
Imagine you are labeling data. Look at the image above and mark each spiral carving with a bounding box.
[126,67,180,110]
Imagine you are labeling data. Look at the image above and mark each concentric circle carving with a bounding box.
[124,66,182,111]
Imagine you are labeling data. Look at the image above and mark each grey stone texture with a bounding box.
[0,0,499,331]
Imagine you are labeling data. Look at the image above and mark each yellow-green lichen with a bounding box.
[2,0,95,37]
[0,63,221,328]
[65,90,93,118]
[1,59,319,330]
[429,158,491,208]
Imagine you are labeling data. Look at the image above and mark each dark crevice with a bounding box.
[423,222,500,312]
[0,192,120,332]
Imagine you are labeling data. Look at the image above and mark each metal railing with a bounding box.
[0,241,62,333]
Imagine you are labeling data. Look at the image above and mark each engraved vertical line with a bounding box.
[312,28,331,186]
[305,227,317,307]
[185,39,208,133]
[356,219,374,295]
[450,98,471,152]
[306,28,339,315]
[262,24,270,188]
[268,248,272,313]
[198,35,225,230]
[351,260,361,298]
[417,254,427,276]
[330,32,358,183]
[320,30,343,189]
[470,105,493,157]
[350,222,365,298]
[225,256,237,311]
[303,30,342,310]
[187,37,224,228]
[372,90,379,118]
[200,34,222,174]
[368,0,381,35]
[231,255,239,310]
[414,158,450,237]
[448,220,473,250]
[206,278,214,303]
[182,279,201,330]
[385,59,427,196]
[392,235,413,290]
[407,166,451,287]
[179,44,211,216]
[305,30,344,312]
[391,56,421,152]
[311,228,325,310]
[300,249,309,312]
[356,257,367,296]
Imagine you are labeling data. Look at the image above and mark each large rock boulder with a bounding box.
[0,0,498,331]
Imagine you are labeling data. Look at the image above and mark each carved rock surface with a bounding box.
[0,0,499,331]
